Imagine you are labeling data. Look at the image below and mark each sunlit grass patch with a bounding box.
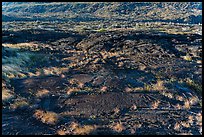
[189,96,199,105]
[33,109,60,125]
[143,84,152,91]
[36,89,49,98]
[2,88,14,102]
[152,79,165,91]
[183,99,191,109]
[57,129,66,135]
[184,78,202,96]
[3,43,38,49]
[110,122,125,133]
[180,121,190,128]
[151,100,160,109]
[72,124,97,135]
[10,98,29,110]
[97,28,107,32]
[57,122,97,135]
[182,55,192,61]
[195,113,202,126]
[174,122,181,131]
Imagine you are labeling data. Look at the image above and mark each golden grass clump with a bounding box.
[176,95,184,101]
[161,91,173,99]
[17,73,27,78]
[2,89,14,101]
[111,122,125,133]
[69,122,97,135]
[33,109,59,125]
[188,115,194,124]
[182,55,192,61]
[180,121,190,128]
[174,122,181,131]
[189,96,199,105]
[183,99,191,109]
[151,100,160,109]
[66,87,81,95]
[153,80,165,91]
[10,99,29,110]
[144,84,152,91]
[69,79,78,85]
[174,103,182,110]
[195,113,202,126]
[73,125,96,135]
[56,129,66,135]
[185,78,202,96]
[113,107,120,114]
[78,82,84,88]
[36,89,49,98]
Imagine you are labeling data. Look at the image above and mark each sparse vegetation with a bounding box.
[33,109,59,125]
[111,122,125,133]
[2,2,202,135]
[185,78,202,96]
[151,100,160,109]
[36,89,49,98]
[58,122,98,135]
[174,122,181,131]
[182,54,192,61]
[2,88,14,102]
[144,84,152,91]
[97,28,107,32]
[152,79,165,91]
[10,99,29,110]
[183,99,191,109]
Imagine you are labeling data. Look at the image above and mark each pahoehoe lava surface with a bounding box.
[2,29,202,135]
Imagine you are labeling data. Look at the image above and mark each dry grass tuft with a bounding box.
[36,89,49,97]
[189,96,199,105]
[113,107,120,114]
[185,78,202,96]
[188,115,194,124]
[111,122,125,133]
[57,129,66,135]
[174,104,182,110]
[33,109,59,125]
[10,99,29,110]
[78,82,84,88]
[69,79,78,85]
[66,87,81,95]
[180,121,190,128]
[161,91,173,99]
[2,89,14,101]
[182,55,192,61]
[73,125,96,135]
[153,79,165,91]
[69,122,97,135]
[195,113,202,126]
[144,84,152,91]
[174,122,181,131]
[130,104,137,110]
[183,99,191,109]
[176,95,184,101]
[151,100,160,109]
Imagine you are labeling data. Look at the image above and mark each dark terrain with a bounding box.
[2,2,202,135]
